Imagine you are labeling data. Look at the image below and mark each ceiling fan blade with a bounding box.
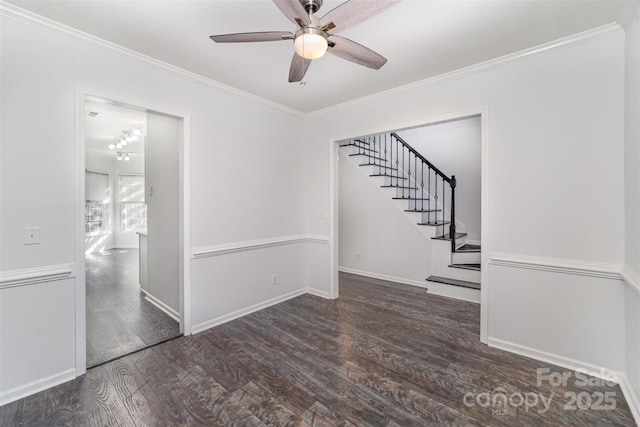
[327,35,387,70]
[210,31,293,43]
[289,53,312,82]
[273,0,312,27]
[321,0,401,34]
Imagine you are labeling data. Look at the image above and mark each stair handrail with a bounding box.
[389,132,458,253]
[390,132,452,184]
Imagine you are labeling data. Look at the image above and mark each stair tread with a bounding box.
[381,185,420,190]
[432,232,467,241]
[350,153,386,161]
[370,174,407,180]
[417,220,450,226]
[392,197,429,200]
[449,263,481,271]
[339,144,378,154]
[360,164,398,171]
[426,276,480,290]
[405,209,441,213]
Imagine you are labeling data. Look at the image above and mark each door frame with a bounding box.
[75,87,191,376]
[328,107,489,343]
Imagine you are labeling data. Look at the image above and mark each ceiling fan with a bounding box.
[210,0,401,82]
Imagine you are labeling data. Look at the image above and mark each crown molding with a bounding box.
[0,1,304,118]
[308,22,623,117]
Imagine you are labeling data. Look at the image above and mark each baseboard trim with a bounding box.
[338,267,480,303]
[487,337,623,384]
[192,234,329,260]
[0,368,75,406]
[140,289,180,322]
[0,263,75,289]
[490,253,623,280]
[619,373,640,426]
[191,288,308,334]
[305,287,335,299]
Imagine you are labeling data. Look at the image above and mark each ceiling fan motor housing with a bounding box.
[299,0,323,14]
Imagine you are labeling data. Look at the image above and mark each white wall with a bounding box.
[338,150,433,282]
[624,2,640,415]
[397,116,481,242]
[0,10,307,402]
[145,112,180,312]
[306,30,626,373]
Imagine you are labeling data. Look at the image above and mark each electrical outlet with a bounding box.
[24,226,40,245]
[271,274,277,285]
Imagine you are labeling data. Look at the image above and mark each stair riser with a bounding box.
[405,198,432,211]
[380,176,409,186]
[452,251,481,264]
[445,267,481,283]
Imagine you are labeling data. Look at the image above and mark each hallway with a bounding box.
[85,249,180,367]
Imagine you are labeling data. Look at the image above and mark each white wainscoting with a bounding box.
[190,235,330,334]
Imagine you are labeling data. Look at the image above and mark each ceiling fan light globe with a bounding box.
[294,32,327,59]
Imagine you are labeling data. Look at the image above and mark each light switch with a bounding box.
[24,226,40,245]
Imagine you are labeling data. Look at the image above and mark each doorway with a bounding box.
[329,109,489,342]
[81,95,185,368]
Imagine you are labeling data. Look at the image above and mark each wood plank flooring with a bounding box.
[85,249,180,367]
[1,272,635,426]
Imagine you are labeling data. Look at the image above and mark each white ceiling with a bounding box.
[8,0,630,114]
[84,98,146,161]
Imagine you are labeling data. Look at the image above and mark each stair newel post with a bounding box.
[450,175,457,253]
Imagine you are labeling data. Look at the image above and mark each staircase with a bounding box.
[339,132,481,292]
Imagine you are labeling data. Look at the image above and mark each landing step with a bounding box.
[457,243,481,252]
[371,174,407,180]
[426,276,480,290]
[432,232,467,241]
[449,263,481,271]
[417,220,450,226]
[350,153,386,162]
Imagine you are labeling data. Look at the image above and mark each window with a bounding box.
[85,171,110,235]
[119,175,146,232]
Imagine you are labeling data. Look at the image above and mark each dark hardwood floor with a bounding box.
[0,272,635,426]
[85,248,180,367]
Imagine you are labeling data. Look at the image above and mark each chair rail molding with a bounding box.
[490,253,623,280]
[191,234,329,260]
[0,263,75,289]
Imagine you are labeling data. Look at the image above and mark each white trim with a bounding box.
[619,373,640,426]
[308,24,622,117]
[0,368,75,406]
[0,264,75,289]
[305,287,334,299]
[191,288,308,334]
[191,234,329,259]
[488,337,624,385]
[339,267,480,304]
[621,266,640,296]
[0,2,302,118]
[141,288,180,322]
[490,253,624,280]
